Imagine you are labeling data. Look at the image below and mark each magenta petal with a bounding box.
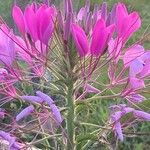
[116,3,128,37]
[24,6,38,41]
[90,19,107,56]
[12,6,25,35]
[116,3,141,43]
[123,12,141,42]
[90,19,114,57]
[16,105,34,121]
[71,24,89,57]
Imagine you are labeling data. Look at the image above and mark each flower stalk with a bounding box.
[66,78,75,150]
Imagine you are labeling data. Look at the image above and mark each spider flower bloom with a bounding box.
[13,3,56,45]
[116,3,141,43]
[71,24,89,57]
[90,18,115,57]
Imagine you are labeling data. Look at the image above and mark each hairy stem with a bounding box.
[66,79,75,150]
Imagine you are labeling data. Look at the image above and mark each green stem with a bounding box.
[66,79,75,150]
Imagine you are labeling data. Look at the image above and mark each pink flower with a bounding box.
[90,18,115,57]
[116,3,141,43]
[13,3,56,45]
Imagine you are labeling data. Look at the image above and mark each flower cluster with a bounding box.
[0,0,149,149]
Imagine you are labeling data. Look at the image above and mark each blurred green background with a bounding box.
[0,0,150,149]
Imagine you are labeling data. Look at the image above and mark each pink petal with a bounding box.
[90,19,107,56]
[12,6,25,35]
[71,24,89,57]
[24,5,38,41]
[123,12,141,42]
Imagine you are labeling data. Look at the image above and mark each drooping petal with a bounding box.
[16,105,34,121]
[134,110,150,121]
[111,111,123,141]
[114,121,124,141]
[21,95,44,104]
[36,91,63,123]
[127,94,145,103]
